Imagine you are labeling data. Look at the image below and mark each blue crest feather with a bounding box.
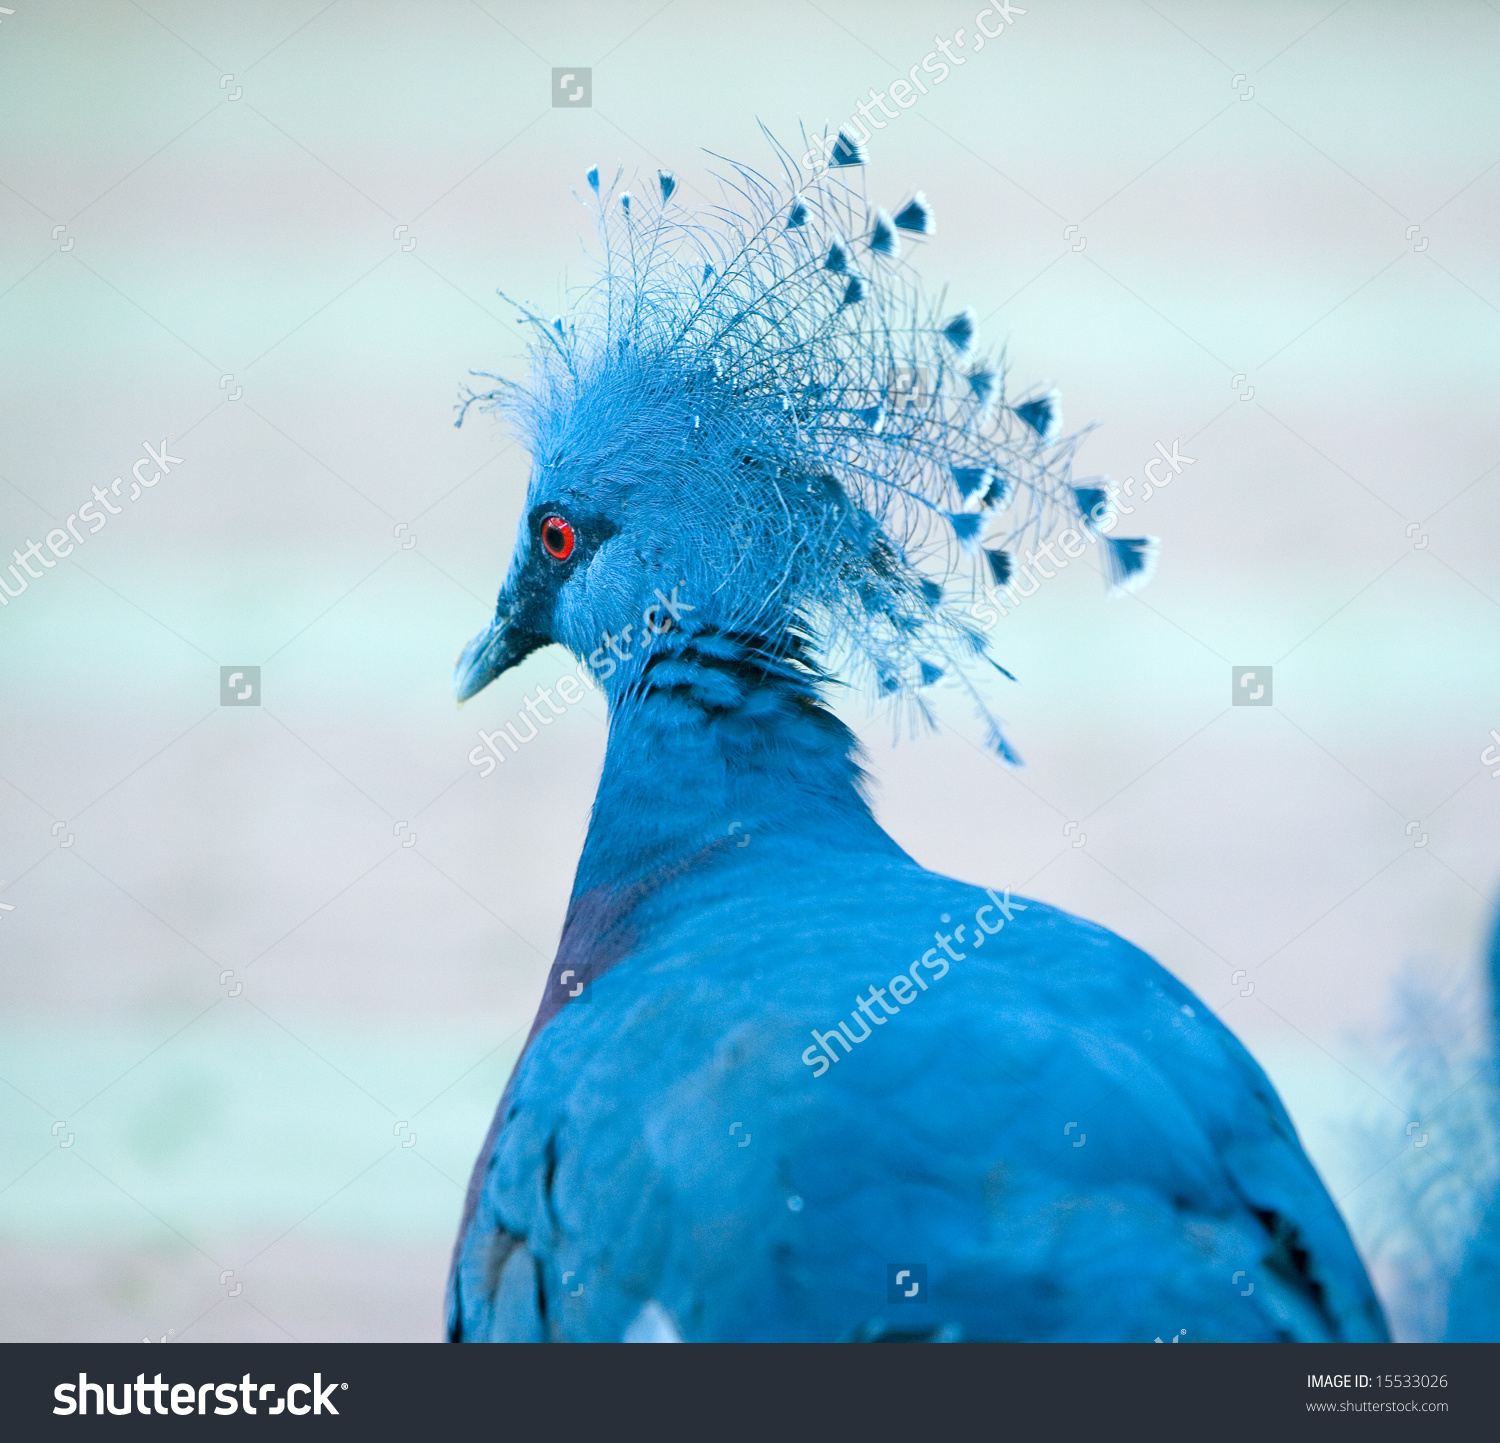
[983,716,1023,765]
[947,512,984,547]
[941,309,976,352]
[457,131,1134,754]
[966,366,997,405]
[1072,484,1113,531]
[1104,535,1159,595]
[985,469,1016,510]
[829,128,868,167]
[952,465,994,502]
[892,192,934,235]
[869,210,899,257]
[1014,389,1061,445]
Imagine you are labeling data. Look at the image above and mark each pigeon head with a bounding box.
[453,335,889,703]
[452,137,1159,758]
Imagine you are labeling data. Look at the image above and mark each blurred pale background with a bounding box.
[1,0,1497,1342]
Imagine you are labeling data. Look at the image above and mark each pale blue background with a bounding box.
[1,0,1497,1341]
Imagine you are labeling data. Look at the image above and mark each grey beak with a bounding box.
[453,598,547,702]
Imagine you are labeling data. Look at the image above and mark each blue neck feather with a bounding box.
[571,629,900,902]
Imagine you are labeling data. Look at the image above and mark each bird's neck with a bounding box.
[570,630,897,901]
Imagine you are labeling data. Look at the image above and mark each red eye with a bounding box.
[540,515,575,561]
